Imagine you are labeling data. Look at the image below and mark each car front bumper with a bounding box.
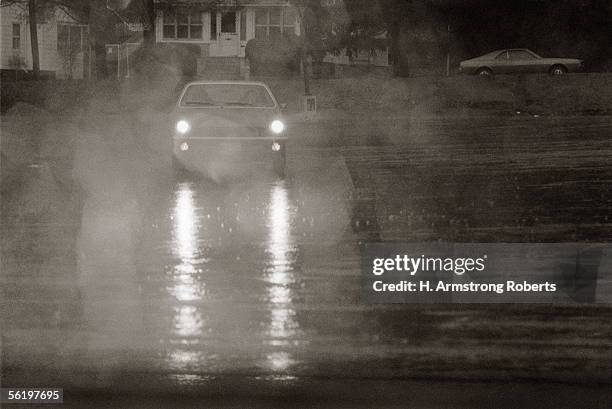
[172,135,287,172]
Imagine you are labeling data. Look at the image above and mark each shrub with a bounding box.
[246,35,301,76]
[0,80,89,113]
[130,43,198,80]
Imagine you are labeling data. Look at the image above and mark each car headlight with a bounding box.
[270,119,285,134]
[176,120,190,134]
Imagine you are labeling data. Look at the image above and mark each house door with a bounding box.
[213,11,239,57]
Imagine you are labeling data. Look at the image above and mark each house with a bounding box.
[0,2,90,79]
[154,0,300,74]
[105,31,143,79]
[322,45,390,67]
[320,0,390,68]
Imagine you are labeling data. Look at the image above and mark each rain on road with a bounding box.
[1,111,611,408]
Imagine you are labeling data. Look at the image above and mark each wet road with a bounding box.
[1,112,611,408]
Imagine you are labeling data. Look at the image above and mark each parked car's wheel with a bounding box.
[476,67,493,77]
[273,143,286,179]
[550,65,567,75]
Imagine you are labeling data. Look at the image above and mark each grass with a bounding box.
[262,73,612,116]
[2,73,611,117]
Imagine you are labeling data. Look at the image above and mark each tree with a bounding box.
[27,0,40,78]
[312,0,421,75]
[76,0,144,79]
[288,0,326,95]
[343,0,426,75]
[142,0,155,47]
[323,1,387,53]
[288,0,416,87]
[1,0,40,78]
[121,0,156,46]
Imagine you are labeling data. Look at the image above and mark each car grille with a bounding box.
[191,126,263,139]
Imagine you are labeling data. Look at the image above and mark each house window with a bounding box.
[58,24,87,54]
[255,7,295,40]
[177,11,188,38]
[221,11,236,33]
[163,11,203,40]
[283,8,295,33]
[163,13,176,38]
[12,23,21,50]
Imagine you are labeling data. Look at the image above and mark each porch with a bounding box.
[155,4,300,60]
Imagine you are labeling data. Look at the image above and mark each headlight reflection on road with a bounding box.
[168,183,205,370]
[174,183,197,262]
[265,183,300,373]
[168,349,203,372]
[268,183,292,275]
[266,351,296,373]
[171,185,204,302]
[174,305,203,337]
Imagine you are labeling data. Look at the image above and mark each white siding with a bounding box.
[1,5,28,69]
[202,12,211,42]
[1,4,88,78]
[245,8,256,40]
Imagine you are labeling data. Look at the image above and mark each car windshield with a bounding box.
[181,84,275,108]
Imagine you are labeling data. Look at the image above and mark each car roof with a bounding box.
[476,48,537,59]
[183,80,271,86]
[488,48,533,54]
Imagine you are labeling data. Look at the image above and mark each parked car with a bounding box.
[171,81,287,178]
[459,49,583,76]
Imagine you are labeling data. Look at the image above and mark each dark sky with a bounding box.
[432,0,611,64]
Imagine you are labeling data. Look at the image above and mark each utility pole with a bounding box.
[446,24,451,77]
[297,6,311,96]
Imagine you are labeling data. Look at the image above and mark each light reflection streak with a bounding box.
[174,183,197,262]
[174,305,203,337]
[265,183,299,373]
[268,183,292,286]
[169,183,204,368]
[266,351,295,372]
[168,374,216,385]
[170,274,200,301]
[168,349,202,371]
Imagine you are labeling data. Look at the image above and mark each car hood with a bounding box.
[464,56,489,62]
[172,107,280,129]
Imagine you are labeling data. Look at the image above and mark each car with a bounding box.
[459,49,583,76]
[171,80,287,179]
